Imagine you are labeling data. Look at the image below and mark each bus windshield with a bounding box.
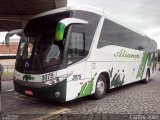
[16,11,71,73]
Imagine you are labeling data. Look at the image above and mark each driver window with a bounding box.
[68,32,85,64]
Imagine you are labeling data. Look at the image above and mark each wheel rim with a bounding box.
[146,72,149,81]
[97,79,105,95]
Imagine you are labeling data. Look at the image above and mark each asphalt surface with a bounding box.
[57,72,160,120]
[1,72,160,120]
[0,81,70,120]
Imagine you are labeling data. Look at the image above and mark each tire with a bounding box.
[0,76,1,92]
[93,74,107,100]
[142,70,150,84]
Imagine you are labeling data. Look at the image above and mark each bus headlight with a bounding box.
[52,79,57,84]
[44,80,52,85]
[57,74,68,82]
[44,74,68,85]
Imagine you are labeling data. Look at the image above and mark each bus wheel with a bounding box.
[142,70,150,84]
[93,74,106,99]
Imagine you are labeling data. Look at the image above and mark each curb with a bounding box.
[33,108,70,120]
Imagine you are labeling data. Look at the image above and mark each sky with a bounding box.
[68,0,160,48]
[0,0,159,48]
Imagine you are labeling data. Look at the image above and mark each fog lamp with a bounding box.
[55,91,61,98]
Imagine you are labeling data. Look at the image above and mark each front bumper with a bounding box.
[14,79,67,102]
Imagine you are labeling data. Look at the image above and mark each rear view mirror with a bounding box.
[5,29,23,46]
[55,18,88,41]
[5,33,10,46]
[55,22,66,41]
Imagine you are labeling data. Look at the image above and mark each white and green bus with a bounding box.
[12,6,157,102]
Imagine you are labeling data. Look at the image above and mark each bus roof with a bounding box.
[31,6,156,43]
[32,6,104,19]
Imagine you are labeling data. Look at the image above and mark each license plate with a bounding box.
[25,90,33,95]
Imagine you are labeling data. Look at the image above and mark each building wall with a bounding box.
[0,39,19,73]
[0,45,9,54]
[0,40,19,54]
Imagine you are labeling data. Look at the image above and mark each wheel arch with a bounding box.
[100,72,110,90]
[147,67,150,77]
[92,70,110,94]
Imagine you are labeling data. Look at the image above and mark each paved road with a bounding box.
[56,72,160,120]
[1,72,160,120]
[1,80,14,91]
[0,81,70,120]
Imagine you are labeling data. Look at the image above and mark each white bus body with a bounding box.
[13,6,157,102]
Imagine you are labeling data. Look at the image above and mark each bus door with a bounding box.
[55,18,88,100]
[66,28,86,100]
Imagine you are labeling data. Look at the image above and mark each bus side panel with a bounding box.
[136,52,157,80]
[90,47,130,89]
[66,61,86,101]
[88,45,152,89]
[129,61,142,82]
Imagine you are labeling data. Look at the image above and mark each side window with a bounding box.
[118,26,131,48]
[75,11,100,52]
[98,18,148,51]
[129,32,144,51]
[98,19,137,49]
[68,32,85,64]
[98,19,118,48]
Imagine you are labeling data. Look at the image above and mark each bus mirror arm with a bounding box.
[5,33,10,46]
[4,29,23,46]
[55,18,88,41]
